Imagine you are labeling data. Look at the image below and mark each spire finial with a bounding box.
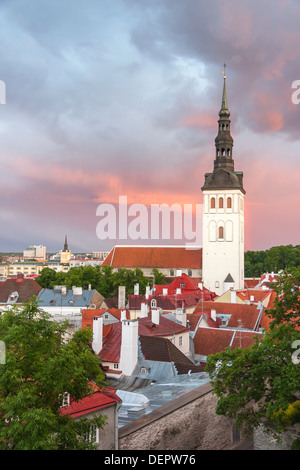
[220,63,229,113]
[222,63,227,79]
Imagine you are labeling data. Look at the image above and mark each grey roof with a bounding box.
[224,273,234,283]
[37,288,96,307]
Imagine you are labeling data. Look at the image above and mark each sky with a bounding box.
[0,0,299,253]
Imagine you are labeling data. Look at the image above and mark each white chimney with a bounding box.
[162,288,168,296]
[151,308,160,325]
[118,286,126,309]
[61,286,67,295]
[119,320,139,376]
[198,282,203,290]
[73,286,82,295]
[176,270,182,277]
[211,309,217,322]
[121,309,127,321]
[231,290,236,303]
[140,302,148,318]
[176,288,181,295]
[145,285,150,300]
[176,308,187,327]
[92,316,103,355]
[250,295,255,303]
[134,283,139,296]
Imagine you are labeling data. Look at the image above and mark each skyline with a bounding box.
[0,0,299,253]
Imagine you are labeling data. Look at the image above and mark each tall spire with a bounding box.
[220,64,229,117]
[63,234,68,252]
[201,67,245,194]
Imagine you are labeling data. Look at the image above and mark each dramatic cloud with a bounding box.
[0,0,299,252]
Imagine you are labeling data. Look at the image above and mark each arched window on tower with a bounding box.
[211,197,215,209]
[221,148,225,156]
[227,197,232,208]
[219,197,224,209]
[227,148,231,156]
[219,226,224,239]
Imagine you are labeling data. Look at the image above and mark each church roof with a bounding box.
[102,246,202,269]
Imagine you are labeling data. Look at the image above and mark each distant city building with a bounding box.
[23,245,46,261]
[60,235,72,264]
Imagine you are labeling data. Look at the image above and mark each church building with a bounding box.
[201,73,245,296]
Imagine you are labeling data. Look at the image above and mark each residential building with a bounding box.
[89,309,192,379]
[0,274,43,309]
[60,383,122,450]
[37,286,104,332]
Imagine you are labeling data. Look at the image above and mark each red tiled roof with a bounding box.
[194,301,262,330]
[0,277,43,304]
[236,289,272,303]
[193,327,262,357]
[98,314,189,363]
[99,323,122,363]
[60,388,121,418]
[244,278,260,288]
[102,246,202,269]
[81,308,130,329]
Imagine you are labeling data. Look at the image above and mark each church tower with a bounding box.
[201,71,245,296]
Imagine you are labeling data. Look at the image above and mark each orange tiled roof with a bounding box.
[193,327,262,357]
[194,301,263,330]
[102,246,202,269]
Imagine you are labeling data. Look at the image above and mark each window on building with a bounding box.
[84,424,98,443]
[211,197,215,209]
[188,269,192,276]
[170,269,174,276]
[179,336,183,346]
[151,299,157,308]
[180,282,186,288]
[219,226,224,239]
[219,197,224,208]
[227,197,232,208]
[113,363,119,369]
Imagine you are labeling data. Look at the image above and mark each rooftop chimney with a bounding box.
[118,286,126,309]
[211,309,217,322]
[151,308,160,325]
[121,309,127,321]
[140,302,148,318]
[230,290,236,303]
[119,320,139,376]
[92,316,103,355]
[145,285,150,300]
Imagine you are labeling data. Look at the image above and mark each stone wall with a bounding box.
[254,423,300,450]
[119,382,242,451]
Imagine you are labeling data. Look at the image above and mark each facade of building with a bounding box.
[201,76,245,296]
[102,245,202,278]
[23,244,46,261]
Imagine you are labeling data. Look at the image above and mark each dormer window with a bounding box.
[151,299,157,308]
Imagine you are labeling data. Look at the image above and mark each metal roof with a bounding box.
[37,288,96,307]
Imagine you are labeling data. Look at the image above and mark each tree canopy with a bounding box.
[0,299,107,450]
[244,244,300,278]
[205,267,300,449]
[37,265,167,298]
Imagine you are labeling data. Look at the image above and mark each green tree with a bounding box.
[205,267,300,449]
[0,299,107,450]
